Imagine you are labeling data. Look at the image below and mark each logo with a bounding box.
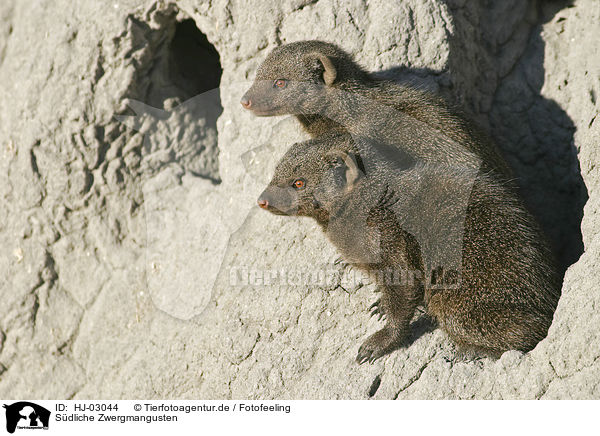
[2,402,50,433]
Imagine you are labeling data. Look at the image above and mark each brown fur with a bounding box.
[258,133,560,362]
[243,40,512,176]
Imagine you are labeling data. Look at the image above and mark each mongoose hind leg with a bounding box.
[356,284,419,364]
[428,292,553,357]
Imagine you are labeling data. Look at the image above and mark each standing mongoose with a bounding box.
[257,132,560,362]
[242,40,512,177]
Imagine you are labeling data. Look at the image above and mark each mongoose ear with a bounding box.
[326,150,363,188]
[319,54,337,85]
[305,52,337,85]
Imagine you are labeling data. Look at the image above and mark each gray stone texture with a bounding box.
[0,0,597,399]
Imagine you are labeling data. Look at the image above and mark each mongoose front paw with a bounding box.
[356,327,404,364]
[368,299,385,321]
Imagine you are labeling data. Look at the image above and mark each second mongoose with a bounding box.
[257,132,560,363]
[242,40,512,176]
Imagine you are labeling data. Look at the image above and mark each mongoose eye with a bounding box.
[274,79,287,89]
[293,179,305,189]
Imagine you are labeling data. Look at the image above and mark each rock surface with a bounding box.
[0,0,598,399]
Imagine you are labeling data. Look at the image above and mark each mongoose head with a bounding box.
[257,134,364,224]
[241,40,368,117]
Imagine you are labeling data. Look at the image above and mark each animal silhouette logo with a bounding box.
[2,402,50,433]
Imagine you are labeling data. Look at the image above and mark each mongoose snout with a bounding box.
[257,186,299,216]
[240,96,252,109]
[241,80,299,117]
[241,83,273,115]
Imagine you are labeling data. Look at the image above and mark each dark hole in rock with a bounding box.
[169,19,222,98]
[130,16,224,182]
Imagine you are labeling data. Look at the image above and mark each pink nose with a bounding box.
[241,97,252,109]
[258,199,268,209]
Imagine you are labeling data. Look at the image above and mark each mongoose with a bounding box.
[242,40,512,176]
[257,132,560,362]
